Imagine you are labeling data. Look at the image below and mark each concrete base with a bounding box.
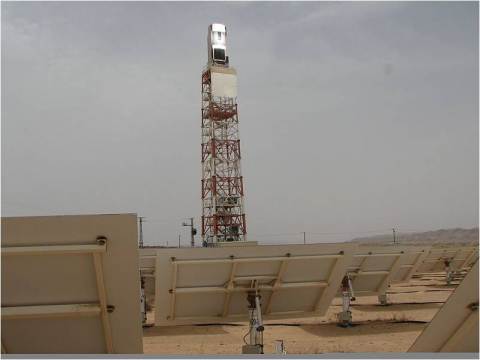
[274,340,286,355]
[242,345,263,354]
[337,310,352,327]
[378,294,388,305]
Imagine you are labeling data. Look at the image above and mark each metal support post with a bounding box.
[182,218,197,247]
[138,217,145,248]
[140,276,147,326]
[255,294,264,332]
[337,275,353,327]
[347,273,356,301]
[444,259,453,285]
[242,289,264,354]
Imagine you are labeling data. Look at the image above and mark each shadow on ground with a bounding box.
[299,320,426,338]
[349,302,443,312]
[144,325,230,337]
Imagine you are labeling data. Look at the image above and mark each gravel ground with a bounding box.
[142,273,460,354]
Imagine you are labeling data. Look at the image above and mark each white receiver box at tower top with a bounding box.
[210,66,237,98]
[208,23,228,66]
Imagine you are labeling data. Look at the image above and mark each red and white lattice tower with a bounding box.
[201,24,247,246]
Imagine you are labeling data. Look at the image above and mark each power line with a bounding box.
[309,229,392,235]
[140,220,444,245]
[396,229,440,233]
[247,232,302,238]
[142,218,181,223]
[248,229,392,238]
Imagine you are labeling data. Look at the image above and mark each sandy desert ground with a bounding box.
[142,272,465,355]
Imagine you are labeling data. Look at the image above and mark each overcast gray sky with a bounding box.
[2,2,478,246]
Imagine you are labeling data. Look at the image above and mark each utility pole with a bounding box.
[178,234,181,248]
[182,217,197,247]
[138,217,145,248]
[392,228,396,245]
[303,232,306,245]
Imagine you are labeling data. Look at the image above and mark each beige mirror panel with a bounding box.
[1,214,143,354]
[344,246,430,296]
[139,248,157,272]
[416,246,478,274]
[154,243,356,326]
[139,248,157,297]
[409,261,479,352]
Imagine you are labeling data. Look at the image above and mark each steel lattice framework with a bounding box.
[201,67,247,245]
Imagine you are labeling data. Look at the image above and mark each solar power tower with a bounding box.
[201,24,247,246]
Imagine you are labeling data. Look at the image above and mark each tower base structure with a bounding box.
[201,65,247,247]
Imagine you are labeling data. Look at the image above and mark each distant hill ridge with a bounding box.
[351,228,479,246]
